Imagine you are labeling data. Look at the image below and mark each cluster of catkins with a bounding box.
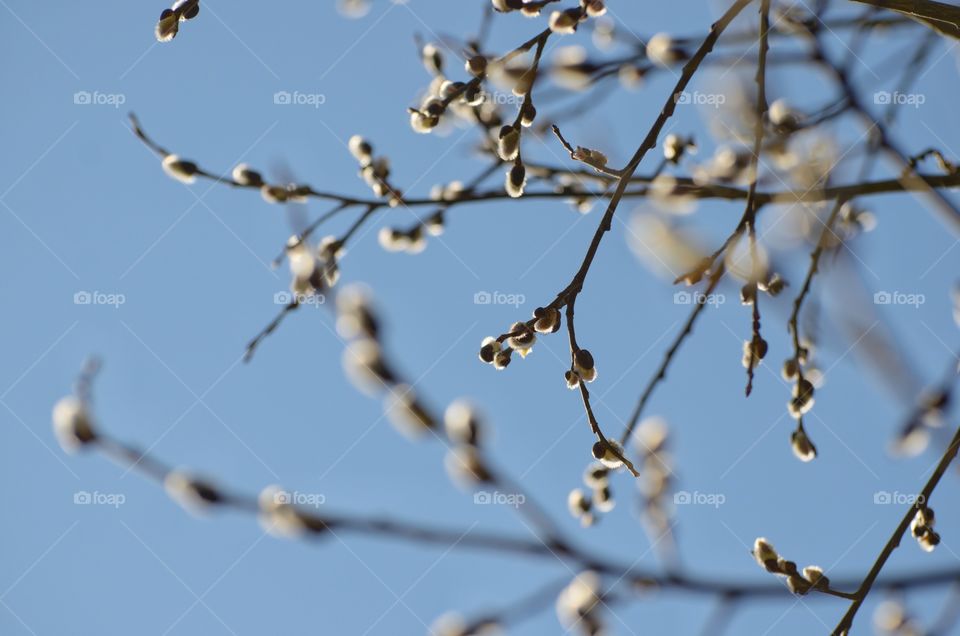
[284,234,341,300]
[892,389,950,457]
[555,571,606,636]
[52,390,331,537]
[442,401,495,491]
[348,135,402,207]
[166,473,333,538]
[377,181,461,255]
[337,288,494,489]
[634,417,674,540]
[155,0,199,42]
[752,538,830,596]
[234,163,312,205]
[158,150,317,206]
[478,306,557,369]
[910,504,941,552]
[739,273,785,371]
[567,463,613,527]
[492,1,607,28]
[782,343,818,421]
[336,287,429,432]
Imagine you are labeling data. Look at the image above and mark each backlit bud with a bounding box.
[444,400,483,446]
[505,163,527,198]
[592,439,624,469]
[161,154,198,183]
[533,306,561,334]
[506,322,536,356]
[574,349,596,383]
[790,427,817,462]
[231,163,263,186]
[445,445,491,486]
[348,135,373,164]
[52,396,97,452]
[466,56,487,77]
[156,9,179,42]
[497,125,521,161]
[479,336,501,364]
[383,385,436,437]
[549,9,581,34]
[164,470,222,514]
[568,488,591,518]
[752,537,779,571]
[260,184,290,204]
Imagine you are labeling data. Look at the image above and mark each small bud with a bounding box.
[565,370,580,390]
[790,427,817,462]
[161,154,198,184]
[505,163,527,198]
[493,348,512,370]
[497,125,521,162]
[465,55,487,77]
[52,396,97,452]
[802,566,829,590]
[383,385,436,437]
[231,163,263,187]
[549,9,581,34]
[646,33,683,67]
[444,400,483,446]
[164,470,222,514]
[479,336,501,364]
[533,306,561,334]
[491,0,522,12]
[786,574,812,595]
[583,0,606,18]
[155,9,179,42]
[593,483,615,512]
[760,273,786,296]
[781,358,799,380]
[348,135,373,164]
[574,349,597,383]
[567,488,591,518]
[410,109,439,134]
[583,463,609,487]
[520,102,537,128]
[421,43,443,75]
[506,322,536,357]
[260,184,290,204]
[752,537,779,571]
[592,439,624,469]
[173,0,200,20]
[445,445,491,486]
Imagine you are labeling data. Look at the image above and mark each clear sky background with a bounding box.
[2,0,959,634]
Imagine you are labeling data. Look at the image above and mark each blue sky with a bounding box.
[1,0,959,634]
